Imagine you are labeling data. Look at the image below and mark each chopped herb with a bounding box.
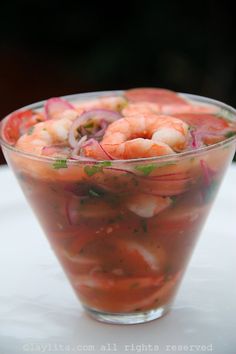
[27,126,35,135]
[52,159,68,169]
[135,164,157,176]
[171,196,178,204]
[83,122,94,129]
[100,161,112,167]
[89,188,102,197]
[84,165,99,176]
[225,131,236,138]
[141,219,148,233]
[135,162,177,176]
[84,161,112,176]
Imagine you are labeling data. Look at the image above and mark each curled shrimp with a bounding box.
[16,117,72,156]
[84,114,189,159]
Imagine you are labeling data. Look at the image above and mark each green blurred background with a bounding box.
[0,0,236,163]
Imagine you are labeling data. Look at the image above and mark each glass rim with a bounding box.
[0,90,236,165]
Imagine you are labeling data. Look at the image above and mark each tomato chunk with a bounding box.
[2,109,44,145]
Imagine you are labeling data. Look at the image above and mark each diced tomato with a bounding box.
[2,109,45,145]
[125,88,187,105]
[175,113,229,131]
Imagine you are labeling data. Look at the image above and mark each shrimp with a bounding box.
[16,117,72,155]
[84,114,189,159]
[126,193,172,218]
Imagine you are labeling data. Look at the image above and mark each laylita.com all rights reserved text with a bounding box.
[21,342,214,353]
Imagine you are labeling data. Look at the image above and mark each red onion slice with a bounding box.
[190,130,201,148]
[68,109,121,148]
[45,98,75,120]
[71,136,88,159]
[81,138,114,160]
[200,160,212,186]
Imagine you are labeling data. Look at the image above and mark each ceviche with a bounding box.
[1,88,236,323]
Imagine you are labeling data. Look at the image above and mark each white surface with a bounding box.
[0,164,236,354]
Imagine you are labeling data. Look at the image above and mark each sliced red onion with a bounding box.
[71,136,88,159]
[190,128,229,149]
[68,109,121,148]
[190,130,201,148]
[81,138,114,160]
[69,157,98,163]
[93,119,108,138]
[143,172,192,181]
[65,198,73,225]
[45,97,75,120]
[200,160,212,186]
[103,167,136,176]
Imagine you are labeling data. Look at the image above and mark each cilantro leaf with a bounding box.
[135,162,176,176]
[135,164,157,176]
[88,188,103,197]
[27,126,35,135]
[225,131,236,138]
[141,219,148,233]
[84,165,100,176]
[52,159,68,169]
[84,161,112,177]
[83,122,94,129]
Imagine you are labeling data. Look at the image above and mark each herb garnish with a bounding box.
[135,164,157,176]
[84,161,112,176]
[89,188,102,197]
[135,162,176,176]
[225,131,236,138]
[141,219,148,233]
[170,196,178,204]
[27,126,35,135]
[52,159,68,169]
[83,122,94,129]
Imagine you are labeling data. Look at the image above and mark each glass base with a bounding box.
[83,305,170,324]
